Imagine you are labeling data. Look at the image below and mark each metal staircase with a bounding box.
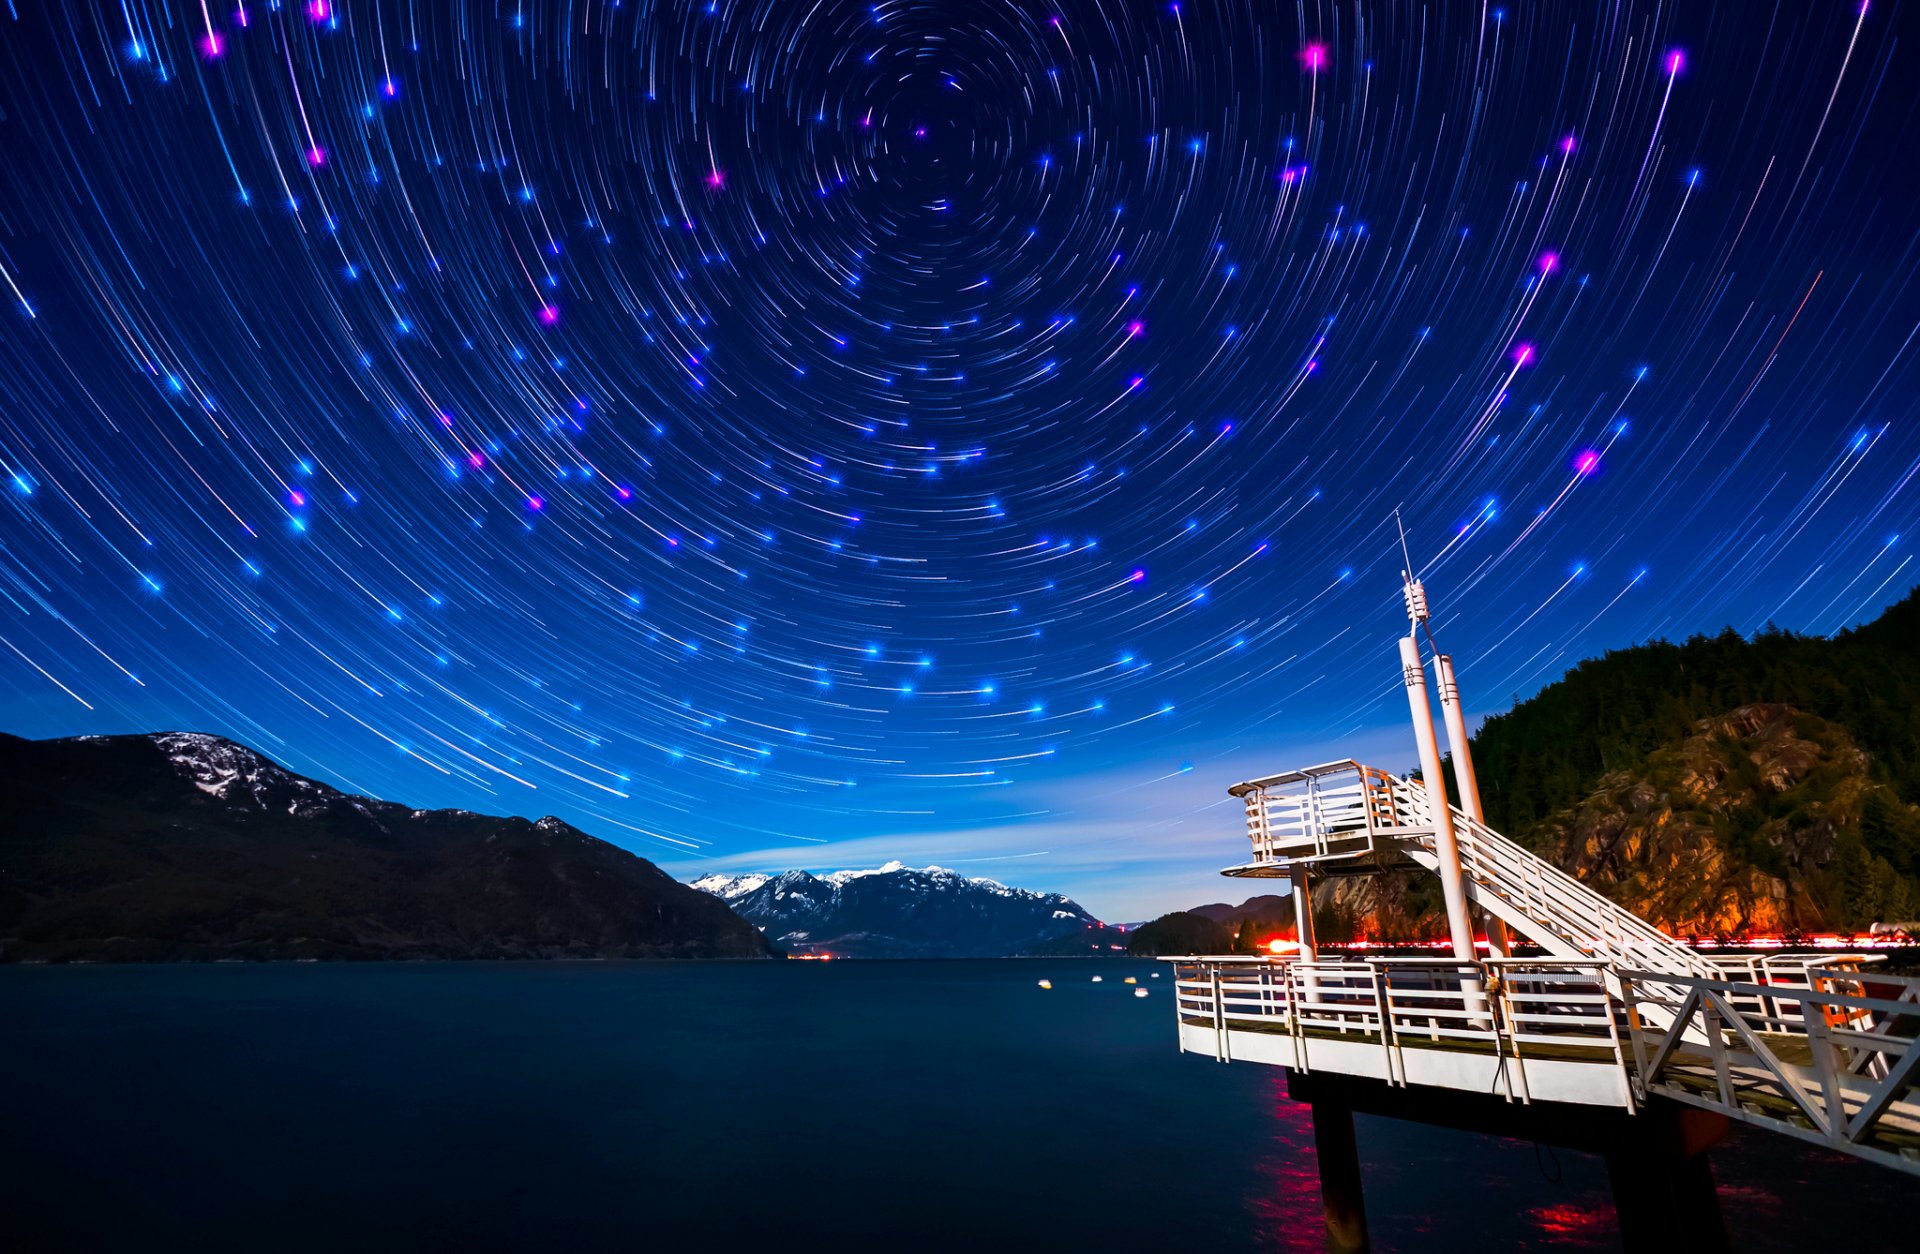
[1227,763,1718,981]
[1417,784,1720,981]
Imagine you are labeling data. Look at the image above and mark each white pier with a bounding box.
[1167,568,1920,1251]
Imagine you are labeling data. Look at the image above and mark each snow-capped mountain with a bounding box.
[687,872,773,901]
[688,860,1112,957]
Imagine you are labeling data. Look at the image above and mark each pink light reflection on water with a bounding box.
[1242,1072,1629,1249]
[1241,1075,1321,1245]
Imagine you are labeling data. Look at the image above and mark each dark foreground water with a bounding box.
[1,961,1908,1252]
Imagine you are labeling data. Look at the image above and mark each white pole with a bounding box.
[1290,862,1318,959]
[1401,634,1477,964]
[1436,653,1512,957]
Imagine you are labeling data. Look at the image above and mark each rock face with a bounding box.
[1530,704,1910,937]
[690,861,1105,957]
[0,731,772,962]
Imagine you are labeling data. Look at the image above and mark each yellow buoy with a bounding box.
[1037,979,1052,989]
[1123,976,1137,984]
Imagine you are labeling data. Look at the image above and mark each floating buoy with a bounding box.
[1091,975,1104,983]
[1134,988,1150,998]
[1150,972,1161,978]
[1037,979,1052,989]
[1123,976,1138,984]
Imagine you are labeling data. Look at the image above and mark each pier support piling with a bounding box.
[1309,1102,1370,1254]
[1606,1144,1729,1253]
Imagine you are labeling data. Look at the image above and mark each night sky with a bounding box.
[2,1,1916,918]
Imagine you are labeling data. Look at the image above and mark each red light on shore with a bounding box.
[1266,938,1299,954]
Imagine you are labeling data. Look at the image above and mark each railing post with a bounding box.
[1287,962,1307,1072]
[1803,995,1847,1146]
[1211,967,1227,1063]
[1703,997,1732,1110]
[1490,961,1523,1103]
[1621,974,1652,1096]
[1370,965,1397,1085]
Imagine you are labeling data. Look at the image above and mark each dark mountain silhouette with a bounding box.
[0,731,771,962]
[1188,894,1292,928]
[1125,911,1233,957]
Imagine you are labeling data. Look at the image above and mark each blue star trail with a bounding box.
[0,1,1916,909]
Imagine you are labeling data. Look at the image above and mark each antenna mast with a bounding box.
[1393,511,1510,957]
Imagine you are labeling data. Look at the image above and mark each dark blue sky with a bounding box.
[2,1,1916,917]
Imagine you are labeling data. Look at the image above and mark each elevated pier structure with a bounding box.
[1169,566,1919,1250]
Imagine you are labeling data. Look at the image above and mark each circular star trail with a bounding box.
[1,1,1917,879]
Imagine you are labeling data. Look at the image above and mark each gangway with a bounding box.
[1166,563,1920,1252]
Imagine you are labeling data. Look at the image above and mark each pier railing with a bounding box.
[1621,966,1920,1174]
[1231,761,1420,867]
[1173,956,1633,1106]
[1695,952,1885,1032]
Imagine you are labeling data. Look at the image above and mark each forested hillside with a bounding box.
[1455,588,1920,935]
[1470,588,1920,838]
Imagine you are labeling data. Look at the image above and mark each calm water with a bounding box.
[1,961,1906,1252]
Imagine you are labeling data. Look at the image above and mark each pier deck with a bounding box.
[1172,953,1920,1174]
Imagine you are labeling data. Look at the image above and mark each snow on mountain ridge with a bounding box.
[150,732,323,801]
[690,861,1056,902]
[684,860,1104,957]
[688,872,772,901]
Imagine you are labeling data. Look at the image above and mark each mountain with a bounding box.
[689,860,1107,957]
[1188,894,1292,929]
[1296,703,1920,942]
[1469,586,1920,839]
[1125,911,1233,957]
[687,872,773,900]
[1460,587,1920,936]
[1143,589,1920,943]
[0,731,771,962]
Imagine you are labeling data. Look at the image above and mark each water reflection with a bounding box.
[1246,1071,1621,1251]
[1239,1063,1915,1253]
[1242,1074,1322,1246]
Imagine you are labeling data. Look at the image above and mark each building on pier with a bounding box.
[1168,569,1920,1252]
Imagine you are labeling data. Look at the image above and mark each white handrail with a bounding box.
[1621,967,1920,1177]
[1171,957,1632,1106]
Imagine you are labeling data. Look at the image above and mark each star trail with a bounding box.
[1,1,1917,913]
